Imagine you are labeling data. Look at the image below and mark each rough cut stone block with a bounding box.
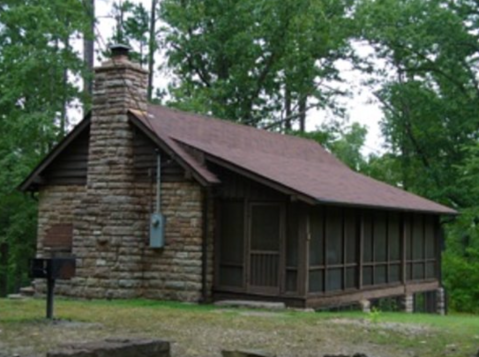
[358,299,370,313]
[47,338,170,357]
[324,354,368,357]
[214,300,285,310]
[222,350,275,357]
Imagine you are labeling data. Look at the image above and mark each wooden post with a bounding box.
[0,243,8,297]
[297,203,309,298]
[401,213,408,284]
[46,277,55,319]
[358,212,364,290]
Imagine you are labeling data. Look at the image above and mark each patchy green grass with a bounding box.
[0,298,478,357]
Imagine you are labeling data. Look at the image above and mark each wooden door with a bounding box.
[247,203,284,293]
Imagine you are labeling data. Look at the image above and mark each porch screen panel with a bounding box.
[373,212,388,284]
[425,215,436,259]
[309,207,324,293]
[345,210,358,264]
[388,213,401,283]
[362,211,405,287]
[326,208,342,265]
[251,205,280,251]
[310,207,324,266]
[218,201,244,288]
[344,209,358,289]
[323,207,343,292]
[362,212,373,286]
[250,205,281,288]
[412,214,425,280]
[363,212,373,263]
[406,214,438,281]
[286,205,299,292]
[425,215,437,279]
[325,208,343,292]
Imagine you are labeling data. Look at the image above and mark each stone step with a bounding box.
[214,300,285,310]
[47,338,170,357]
[20,286,35,296]
[222,350,275,357]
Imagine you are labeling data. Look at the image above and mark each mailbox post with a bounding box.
[30,257,76,319]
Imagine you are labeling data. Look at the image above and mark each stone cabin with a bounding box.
[20,45,456,311]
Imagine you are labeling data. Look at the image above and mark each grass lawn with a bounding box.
[0,298,478,357]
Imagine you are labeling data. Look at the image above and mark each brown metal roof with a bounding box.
[137,105,456,215]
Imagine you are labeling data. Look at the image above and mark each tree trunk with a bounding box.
[147,0,158,101]
[83,0,95,113]
[299,95,307,132]
[61,31,70,136]
[284,87,292,132]
[0,243,8,297]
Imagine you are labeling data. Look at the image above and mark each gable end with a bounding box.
[19,116,91,192]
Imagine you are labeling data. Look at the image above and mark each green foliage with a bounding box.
[0,0,88,294]
[292,121,368,171]
[368,306,382,323]
[363,153,403,187]
[160,0,354,127]
[357,0,479,205]
[357,0,479,312]
[108,1,151,66]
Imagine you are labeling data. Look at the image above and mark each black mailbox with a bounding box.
[30,257,76,280]
[29,257,76,319]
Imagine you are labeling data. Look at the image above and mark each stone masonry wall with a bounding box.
[35,179,214,302]
[36,185,86,256]
[35,185,85,294]
[61,180,212,301]
[141,181,213,302]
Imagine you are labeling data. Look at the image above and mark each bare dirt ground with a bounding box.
[0,298,478,357]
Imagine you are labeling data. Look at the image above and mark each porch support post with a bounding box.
[436,287,446,315]
[297,203,309,300]
[400,293,414,313]
[359,299,371,313]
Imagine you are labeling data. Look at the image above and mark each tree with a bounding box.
[107,0,160,99]
[0,0,88,295]
[83,0,95,109]
[148,0,158,101]
[160,0,354,129]
[357,0,479,311]
[292,121,368,171]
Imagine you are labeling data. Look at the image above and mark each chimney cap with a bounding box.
[110,43,131,58]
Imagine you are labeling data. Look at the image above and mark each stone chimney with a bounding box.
[72,44,149,299]
[87,44,148,186]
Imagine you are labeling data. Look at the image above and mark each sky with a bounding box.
[92,0,385,155]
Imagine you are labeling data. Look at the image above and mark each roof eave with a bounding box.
[314,197,458,216]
